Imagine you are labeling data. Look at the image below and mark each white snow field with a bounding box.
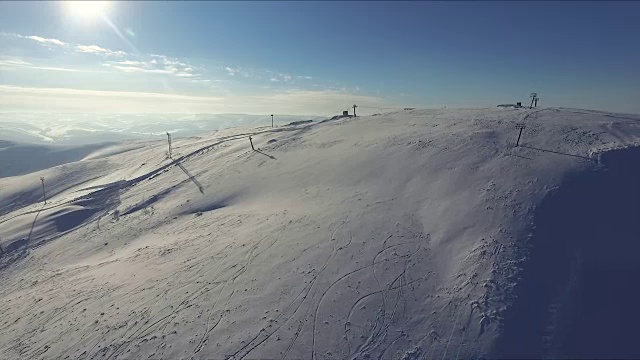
[1,107,640,359]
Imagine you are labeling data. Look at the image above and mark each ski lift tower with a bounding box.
[529,93,538,109]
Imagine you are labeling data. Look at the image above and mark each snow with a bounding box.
[1,107,640,359]
[0,113,324,145]
[0,140,112,178]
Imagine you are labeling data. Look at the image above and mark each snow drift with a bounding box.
[1,107,640,359]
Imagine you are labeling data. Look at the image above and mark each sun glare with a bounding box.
[64,1,110,21]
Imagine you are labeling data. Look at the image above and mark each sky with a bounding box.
[1,1,639,115]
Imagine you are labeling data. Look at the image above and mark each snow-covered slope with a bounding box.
[0,140,112,178]
[1,107,640,359]
[0,113,323,145]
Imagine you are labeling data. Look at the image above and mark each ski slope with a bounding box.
[1,107,640,359]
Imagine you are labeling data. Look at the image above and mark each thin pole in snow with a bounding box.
[166,132,172,159]
[353,104,357,117]
[249,136,255,150]
[515,124,527,147]
[529,92,537,109]
[40,176,46,204]
[271,114,274,128]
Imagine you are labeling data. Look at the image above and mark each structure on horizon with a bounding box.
[530,93,539,108]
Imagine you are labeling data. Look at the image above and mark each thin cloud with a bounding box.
[0,85,389,115]
[9,34,67,46]
[224,66,251,78]
[164,59,188,67]
[111,65,174,74]
[0,58,88,72]
[107,62,204,81]
[0,85,224,101]
[105,55,200,79]
[25,35,66,46]
[112,60,146,66]
[76,45,128,57]
[0,59,30,66]
[149,54,168,61]
[267,72,298,84]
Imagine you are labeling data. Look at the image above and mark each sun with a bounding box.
[64,1,110,21]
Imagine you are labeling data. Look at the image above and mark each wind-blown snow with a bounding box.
[1,107,640,359]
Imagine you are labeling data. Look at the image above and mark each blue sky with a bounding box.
[1,1,639,115]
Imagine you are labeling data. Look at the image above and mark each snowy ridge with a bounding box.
[1,107,640,359]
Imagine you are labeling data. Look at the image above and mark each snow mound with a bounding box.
[1,107,640,359]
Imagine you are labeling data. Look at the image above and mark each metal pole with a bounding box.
[271,114,274,128]
[529,93,537,109]
[353,104,357,117]
[40,177,46,204]
[515,124,526,147]
[249,136,255,150]
[166,132,172,159]
[516,128,524,147]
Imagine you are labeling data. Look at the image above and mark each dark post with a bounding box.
[353,104,357,117]
[166,132,172,159]
[534,97,539,107]
[515,124,527,147]
[529,93,537,109]
[40,176,46,204]
[271,114,274,128]
[249,136,255,150]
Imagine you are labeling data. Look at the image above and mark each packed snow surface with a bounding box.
[1,107,640,359]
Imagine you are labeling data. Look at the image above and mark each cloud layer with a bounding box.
[0,85,387,115]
